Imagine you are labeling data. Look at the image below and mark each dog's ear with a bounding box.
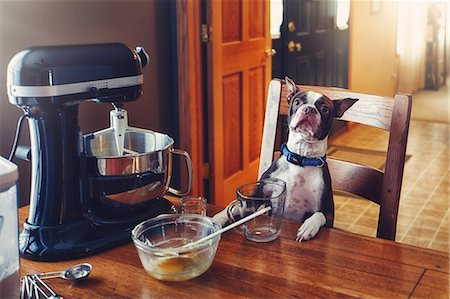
[285,76,299,104]
[333,98,358,118]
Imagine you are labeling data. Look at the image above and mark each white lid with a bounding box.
[0,156,18,191]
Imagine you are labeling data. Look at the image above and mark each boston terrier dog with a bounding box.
[213,77,358,241]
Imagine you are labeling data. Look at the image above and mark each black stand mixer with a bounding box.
[7,43,192,261]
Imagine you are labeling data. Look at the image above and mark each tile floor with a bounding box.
[329,120,449,252]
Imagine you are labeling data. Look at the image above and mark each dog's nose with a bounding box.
[303,106,317,114]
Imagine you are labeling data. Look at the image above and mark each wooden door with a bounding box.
[206,0,271,207]
[284,0,349,88]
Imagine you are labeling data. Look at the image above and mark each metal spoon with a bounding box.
[38,263,92,281]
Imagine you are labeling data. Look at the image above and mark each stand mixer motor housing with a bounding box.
[7,43,177,261]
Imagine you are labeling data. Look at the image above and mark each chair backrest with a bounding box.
[258,79,412,240]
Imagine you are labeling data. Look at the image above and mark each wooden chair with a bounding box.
[258,79,412,240]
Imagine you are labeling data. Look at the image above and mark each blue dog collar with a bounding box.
[281,143,326,167]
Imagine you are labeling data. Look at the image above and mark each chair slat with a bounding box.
[258,80,282,178]
[328,158,383,205]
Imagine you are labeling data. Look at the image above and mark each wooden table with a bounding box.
[19,205,449,298]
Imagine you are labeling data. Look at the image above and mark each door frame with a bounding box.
[175,0,205,196]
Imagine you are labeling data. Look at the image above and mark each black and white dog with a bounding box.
[213,77,358,241]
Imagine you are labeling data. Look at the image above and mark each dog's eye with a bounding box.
[294,99,300,105]
[321,106,329,113]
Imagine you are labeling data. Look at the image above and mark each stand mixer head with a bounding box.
[7,43,190,261]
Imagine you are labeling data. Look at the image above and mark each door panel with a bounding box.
[207,0,270,207]
[315,51,326,85]
[298,1,311,34]
[222,0,241,42]
[249,0,264,38]
[222,73,243,178]
[315,1,327,31]
[291,56,311,84]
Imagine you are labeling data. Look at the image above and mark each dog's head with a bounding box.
[285,76,358,141]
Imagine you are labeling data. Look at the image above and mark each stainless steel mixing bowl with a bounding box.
[84,128,192,204]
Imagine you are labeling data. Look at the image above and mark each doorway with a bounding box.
[273,0,350,88]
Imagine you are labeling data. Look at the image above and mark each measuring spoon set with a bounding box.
[20,263,92,299]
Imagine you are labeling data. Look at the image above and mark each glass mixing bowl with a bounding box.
[131,214,222,281]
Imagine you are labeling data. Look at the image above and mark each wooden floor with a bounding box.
[329,89,449,252]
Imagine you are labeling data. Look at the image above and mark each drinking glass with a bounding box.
[180,196,207,216]
[227,178,286,242]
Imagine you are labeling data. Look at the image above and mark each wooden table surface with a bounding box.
[19,204,449,298]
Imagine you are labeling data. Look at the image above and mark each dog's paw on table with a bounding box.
[296,212,326,242]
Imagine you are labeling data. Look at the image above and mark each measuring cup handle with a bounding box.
[226,199,245,234]
[168,148,193,196]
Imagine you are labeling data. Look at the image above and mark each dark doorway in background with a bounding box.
[274,0,349,87]
[272,0,350,134]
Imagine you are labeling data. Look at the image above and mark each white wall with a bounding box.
[349,0,399,97]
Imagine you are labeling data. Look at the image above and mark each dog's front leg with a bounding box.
[213,200,248,226]
[212,209,230,226]
[296,212,326,242]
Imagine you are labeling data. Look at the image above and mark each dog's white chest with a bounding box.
[267,157,324,221]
